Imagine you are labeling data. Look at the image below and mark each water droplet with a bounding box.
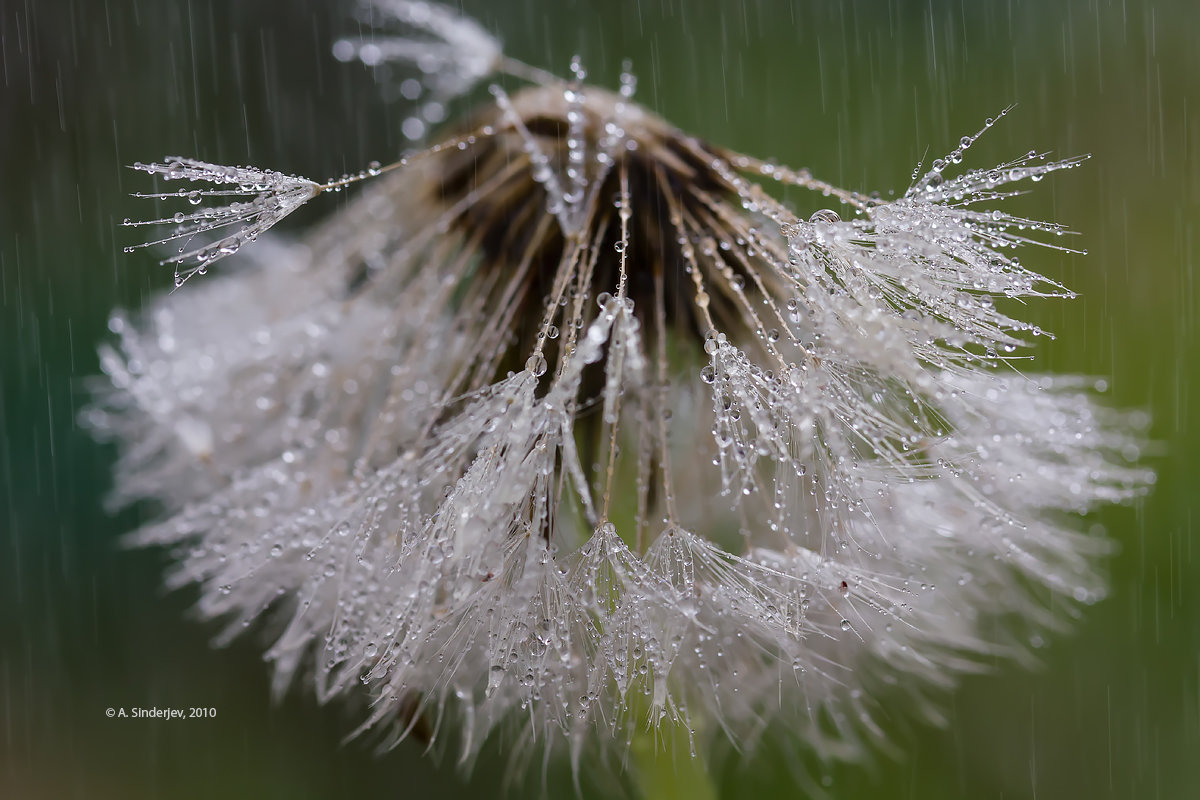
[402,116,426,140]
[525,354,548,376]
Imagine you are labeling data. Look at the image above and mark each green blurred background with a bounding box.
[2,0,1197,797]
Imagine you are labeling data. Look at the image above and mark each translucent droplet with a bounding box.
[402,116,426,140]
[525,354,548,376]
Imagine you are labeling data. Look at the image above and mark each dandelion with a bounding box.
[89,0,1152,777]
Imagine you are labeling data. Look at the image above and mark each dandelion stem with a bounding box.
[496,55,560,87]
[652,260,679,527]
[314,162,401,192]
[601,165,634,522]
[314,128,497,192]
[629,719,718,800]
[724,151,875,211]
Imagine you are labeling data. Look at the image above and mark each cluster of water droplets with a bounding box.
[490,56,640,239]
[124,158,319,286]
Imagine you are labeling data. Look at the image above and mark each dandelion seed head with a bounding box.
[92,5,1153,772]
